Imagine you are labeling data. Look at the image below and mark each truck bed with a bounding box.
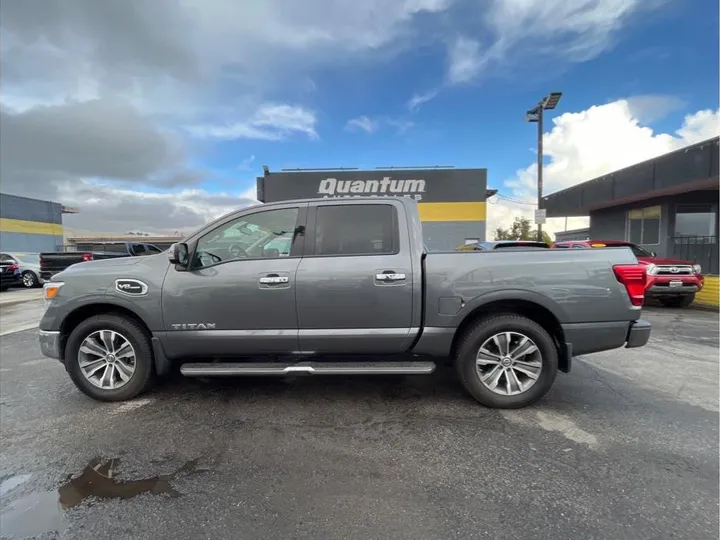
[424,247,640,324]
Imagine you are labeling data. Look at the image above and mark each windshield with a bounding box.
[628,244,654,258]
[15,253,40,264]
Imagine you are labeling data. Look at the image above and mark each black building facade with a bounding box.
[544,137,719,275]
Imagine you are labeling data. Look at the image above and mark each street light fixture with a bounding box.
[526,91,562,242]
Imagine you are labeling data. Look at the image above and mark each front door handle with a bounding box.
[259,276,289,284]
[375,272,406,282]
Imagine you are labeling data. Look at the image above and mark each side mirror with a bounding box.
[650,251,657,258]
[167,243,189,266]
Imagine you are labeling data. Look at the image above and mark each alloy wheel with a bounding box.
[78,330,137,390]
[22,272,36,288]
[475,331,543,396]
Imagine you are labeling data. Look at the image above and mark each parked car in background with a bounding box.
[457,240,550,251]
[39,197,651,408]
[0,261,22,292]
[39,242,163,281]
[552,240,704,308]
[0,252,43,288]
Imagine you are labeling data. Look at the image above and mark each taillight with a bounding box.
[613,264,647,307]
[8,264,18,272]
[82,253,93,262]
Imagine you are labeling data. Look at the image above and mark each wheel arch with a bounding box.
[59,303,152,362]
[450,298,570,373]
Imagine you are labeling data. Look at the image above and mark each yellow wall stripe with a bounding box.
[696,275,719,307]
[418,202,486,222]
[0,218,64,236]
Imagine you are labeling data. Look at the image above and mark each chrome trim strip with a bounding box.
[160,328,416,338]
[299,328,415,337]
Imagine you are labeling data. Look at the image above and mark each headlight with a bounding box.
[43,282,64,305]
[645,263,658,275]
[693,264,702,274]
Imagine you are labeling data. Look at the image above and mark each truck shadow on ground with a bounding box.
[157,362,473,405]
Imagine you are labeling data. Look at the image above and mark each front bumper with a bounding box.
[38,329,61,360]
[647,284,698,297]
[625,319,651,348]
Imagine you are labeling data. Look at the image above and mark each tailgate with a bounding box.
[39,252,88,273]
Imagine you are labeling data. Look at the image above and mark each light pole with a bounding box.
[526,92,562,242]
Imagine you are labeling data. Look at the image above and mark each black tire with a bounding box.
[65,314,156,402]
[659,294,694,308]
[21,271,38,288]
[454,313,558,409]
[0,286,8,292]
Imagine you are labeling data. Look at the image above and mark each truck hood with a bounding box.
[637,256,695,265]
[53,255,145,280]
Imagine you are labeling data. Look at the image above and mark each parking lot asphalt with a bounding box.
[0,307,717,540]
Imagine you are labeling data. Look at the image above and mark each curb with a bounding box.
[0,297,44,308]
[0,323,39,337]
[691,303,719,313]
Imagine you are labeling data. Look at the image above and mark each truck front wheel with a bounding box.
[454,314,558,409]
[65,314,156,402]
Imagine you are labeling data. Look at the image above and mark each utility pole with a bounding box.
[525,92,562,242]
[536,105,544,243]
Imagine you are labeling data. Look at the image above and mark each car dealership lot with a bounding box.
[0,307,717,539]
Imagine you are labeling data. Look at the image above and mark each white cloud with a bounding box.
[447,37,484,84]
[493,100,720,238]
[237,155,256,170]
[484,0,647,63]
[444,0,651,86]
[625,94,686,124]
[407,89,438,110]
[59,182,259,235]
[345,115,379,133]
[186,104,318,141]
[345,115,416,135]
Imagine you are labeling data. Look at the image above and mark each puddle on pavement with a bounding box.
[0,458,205,538]
[0,473,33,497]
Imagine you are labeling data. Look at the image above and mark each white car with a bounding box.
[0,252,43,288]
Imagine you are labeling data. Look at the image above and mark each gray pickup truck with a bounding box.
[38,197,651,408]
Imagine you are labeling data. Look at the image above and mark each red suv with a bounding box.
[552,240,704,308]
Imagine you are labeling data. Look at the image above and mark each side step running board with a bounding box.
[180,361,436,377]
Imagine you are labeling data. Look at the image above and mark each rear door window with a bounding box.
[313,204,398,256]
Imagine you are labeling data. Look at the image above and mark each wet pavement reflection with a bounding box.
[0,458,205,538]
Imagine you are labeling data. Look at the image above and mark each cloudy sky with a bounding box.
[1,0,718,237]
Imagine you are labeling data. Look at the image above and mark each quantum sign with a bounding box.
[318,177,426,200]
[258,168,487,204]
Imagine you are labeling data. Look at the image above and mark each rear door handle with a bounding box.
[375,273,406,282]
[259,276,289,284]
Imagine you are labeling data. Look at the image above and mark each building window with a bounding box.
[627,205,660,245]
[675,205,717,238]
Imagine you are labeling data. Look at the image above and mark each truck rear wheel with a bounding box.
[65,314,156,402]
[454,314,558,409]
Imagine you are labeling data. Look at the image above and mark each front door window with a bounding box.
[193,208,300,268]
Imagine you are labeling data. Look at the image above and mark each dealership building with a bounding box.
[544,136,719,306]
[0,193,72,252]
[256,167,492,251]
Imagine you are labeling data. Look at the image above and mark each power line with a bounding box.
[494,193,538,206]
